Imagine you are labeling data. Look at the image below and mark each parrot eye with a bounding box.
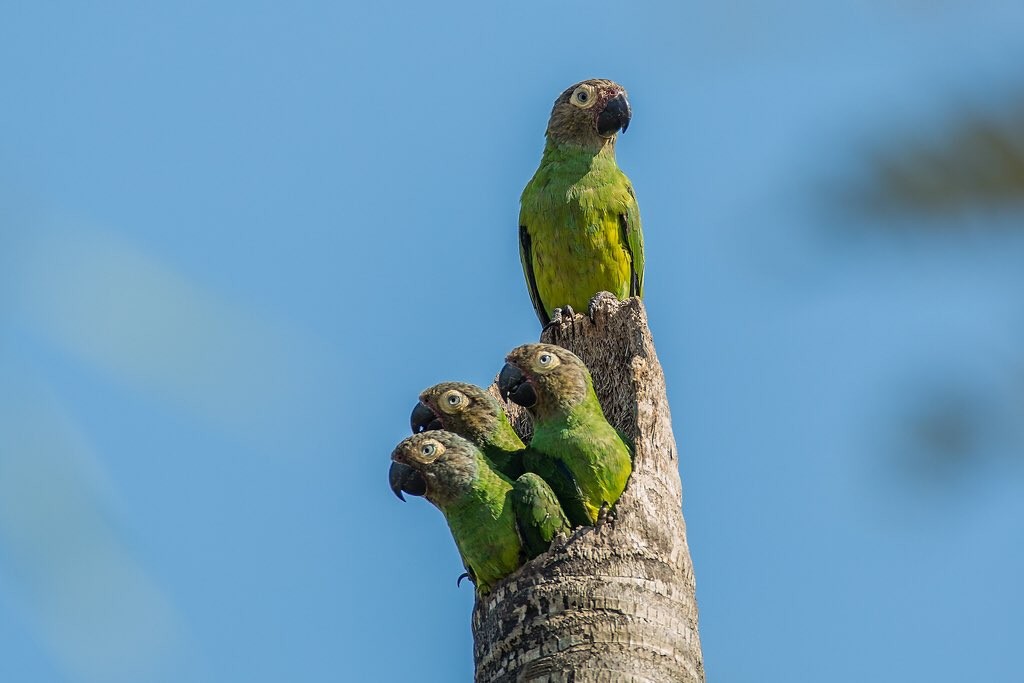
[570,84,597,109]
[440,390,466,413]
[417,439,444,462]
[536,351,561,370]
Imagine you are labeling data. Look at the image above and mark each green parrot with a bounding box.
[411,381,526,479]
[519,78,644,326]
[497,343,632,527]
[389,431,569,592]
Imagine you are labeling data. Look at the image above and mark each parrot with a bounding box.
[519,78,644,326]
[411,381,526,479]
[497,343,632,527]
[389,431,569,592]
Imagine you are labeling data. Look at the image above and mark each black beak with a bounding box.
[389,461,426,501]
[410,401,443,434]
[497,363,537,408]
[597,92,631,137]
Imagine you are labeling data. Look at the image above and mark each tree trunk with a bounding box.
[475,293,704,683]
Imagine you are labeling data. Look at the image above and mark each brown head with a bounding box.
[411,382,507,446]
[388,431,480,508]
[545,78,632,150]
[497,343,594,420]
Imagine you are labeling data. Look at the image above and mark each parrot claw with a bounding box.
[586,292,615,325]
[596,502,613,527]
[544,306,578,332]
[543,308,565,331]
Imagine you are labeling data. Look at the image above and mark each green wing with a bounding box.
[621,180,644,298]
[523,449,590,528]
[518,224,549,325]
[512,473,571,559]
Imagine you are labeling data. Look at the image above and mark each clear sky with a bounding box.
[2,2,1023,682]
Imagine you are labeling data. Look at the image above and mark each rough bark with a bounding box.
[474,293,703,683]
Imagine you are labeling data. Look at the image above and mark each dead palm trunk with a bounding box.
[475,293,704,683]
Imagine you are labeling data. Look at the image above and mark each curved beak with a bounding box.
[497,362,537,408]
[389,461,426,501]
[597,92,631,137]
[410,401,443,434]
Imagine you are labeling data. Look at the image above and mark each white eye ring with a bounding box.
[535,350,561,369]
[440,390,465,413]
[414,439,444,462]
[571,85,596,109]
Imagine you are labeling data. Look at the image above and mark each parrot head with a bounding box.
[546,78,631,148]
[389,431,479,507]
[411,382,507,444]
[498,344,592,419]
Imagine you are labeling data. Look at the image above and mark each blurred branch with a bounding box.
[860,100,1024,216]
[834,93,1024,483]
[891,387,984,483]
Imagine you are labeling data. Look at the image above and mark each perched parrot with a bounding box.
[389,431,569,592]
[519,78,644,326]
[411,382,526,479]
[497,343,632,527]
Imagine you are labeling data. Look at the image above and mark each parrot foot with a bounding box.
[586,291,617,326]
[595,502,614,527]
[543,306,571,332]
[456,572,475,588]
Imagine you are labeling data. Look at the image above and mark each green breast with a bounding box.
[521,151,638,317]
[443,480,522,591]
[529,414,632,525]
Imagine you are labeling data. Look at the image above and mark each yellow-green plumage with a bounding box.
[520,78,644,325]
[389,431,569,592]
[511,472,570,557]
[498,344,633,527]
[391,432,520,593]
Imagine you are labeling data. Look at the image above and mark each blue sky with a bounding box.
[2,2,1023,681]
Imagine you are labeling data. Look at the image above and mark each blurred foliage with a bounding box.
[864,100,1024,215]
[890,386,992,487]
[850,93,1024,480]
